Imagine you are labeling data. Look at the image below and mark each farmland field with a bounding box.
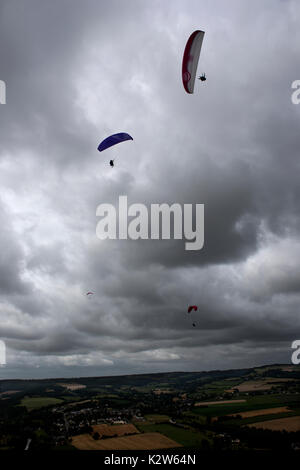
[71,432,181,450]
[136,422,209,447]
[229,379,298,393]
[195,399,246,406]
[228,407,291,419]
[20,396,63,410]
[254,365,298,375]
[57,383,86,391]
[248,416,300,432]
[144,414,170,423]
[0,390,21,397]
[190,394,300,418]
[0,365,298,451]
[91,423,138,437]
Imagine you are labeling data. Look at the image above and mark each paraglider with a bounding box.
[187,305,198,327]
[86,292,94,296]
[97,133,133,167]
[182,30,205,93]
[188,305,198,313]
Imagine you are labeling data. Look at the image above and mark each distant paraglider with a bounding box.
[86,292,94,296]
[98,133,133,167]
[182,30,205,93]
[187,305,198,327]
[188,305,198,313]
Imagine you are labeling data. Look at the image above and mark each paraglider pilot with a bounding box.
[198,73,206,81]
[109,159,114,167]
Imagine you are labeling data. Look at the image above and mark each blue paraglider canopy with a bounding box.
[97,133,133,152]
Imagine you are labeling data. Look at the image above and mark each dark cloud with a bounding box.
[0,0,299,378]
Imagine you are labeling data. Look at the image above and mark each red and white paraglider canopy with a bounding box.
[182,30,205,94]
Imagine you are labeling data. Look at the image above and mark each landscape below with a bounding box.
[0,364,299,452]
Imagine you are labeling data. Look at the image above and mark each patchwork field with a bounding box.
[65,399,92,407]
[195,400,246,406]
[226,379,296,393]
[71,432,181,450]
[0,390,20,397]
[190,394,300,419]
[20,396,63,410]
[57,383,86,391]
[136,422,210,447]
[92,423,138,437]
[281,366,298,372]
[229,407,291,419]
[254,365,298,374]
[144,414,170,423]
[248,416,300,432]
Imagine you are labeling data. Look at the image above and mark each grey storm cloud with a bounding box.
[0,0,299,379]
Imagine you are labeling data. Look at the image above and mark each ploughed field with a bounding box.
[247,416,300,432]
[228,406,292,419]
[71,431,181,450]
[91,423,138,437]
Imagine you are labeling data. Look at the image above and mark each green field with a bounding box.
[200,379,242,390]
[254,366,285,375]
[130,386,154,393]
[136,422,210,447]
[225,410,300,426]
[61,396,82,402]
[144,414,170,423]
[189,394,300,418]
[20,396,64,410]
[95,393,119,398]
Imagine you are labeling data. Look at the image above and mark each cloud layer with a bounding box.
[0,0,299,378]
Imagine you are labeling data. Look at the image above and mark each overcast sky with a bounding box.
[0,0,300,379]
